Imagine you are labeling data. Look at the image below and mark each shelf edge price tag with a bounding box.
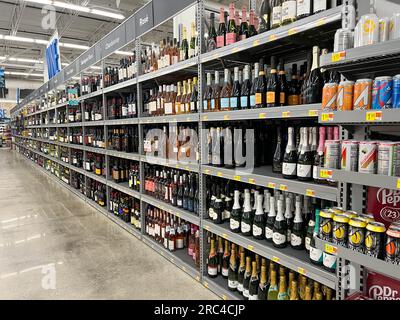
[321,112,334,122]
[272,256,280,263]
[222,233,229,240]
[203,281,209,288]
[253,39,260,47]
[233,175,241,181]
[267,182,276,189]
[397,178,400,189]
[306,189,315,197]
[308,110,318,117]
[282,111,291,118]
[331,51,346,62]
[366,111,382,122]
[259,112,266,119]
[204,169,210,174]
[279,184,288,191]
[247,245,254,251]
[297,267,306,275]
[231,47,239,54]
[222,295,228,300]
[288,28,298,36]
[316,18,326,26]
[203,115,208,121]
[223,115,230,120]
[325,244,338,255]
[269,34,277,41]
[320,169,333,179]
[248,178,256,184]
[217,171,223,177]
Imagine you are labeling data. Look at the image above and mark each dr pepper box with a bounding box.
[366,187,400,228]
[366,272,400,300]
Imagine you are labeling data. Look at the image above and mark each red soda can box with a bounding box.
[367,271,400,300]
[366,187,400,228]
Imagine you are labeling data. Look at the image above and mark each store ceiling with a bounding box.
[0,0,245,80]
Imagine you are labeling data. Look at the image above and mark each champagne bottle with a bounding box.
[289,280,300,300]
[277,275,289,300]
[287,270,295,296]
[255,59,266,108]
[272,126,283,173]
[259,0,271,33]
[220,68,231,110]
[250,63,259,108]
[307,46,323,104]
[242,256,252,299]
[237,252,246,294]
[297,127,313,181]
[207,239,218,278]
[265,196,276,242]
[309,209,323,265]
[313,127,326,183]
[267,269,278,300]
[248,261,260,300]
[288,64,300,105]
[263,190,271,221]
[241,190,252,236]
[217,236,224,274]
[312,282,322,300]
[284,196,293,242]
[266,56,279,108]
[248,9,258,37]
[258,265,268,300]
[228,246,238,291]
[230,190,242,233]
[221,240,230,278]
[216,7,226,48]
[282,127,298,179]
[207,13,217,52]
[230,67,241,110]
[253,194,265,240]
[291,195,305,249]
[226,3,237,45]
[278,58,288,106]
[297,0,312,20]
[239,6,249,40]
[273,198,287,248]
[240,65,251,109]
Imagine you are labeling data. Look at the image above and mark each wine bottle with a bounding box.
[216,7,226,48]
[266,56,279,107]
[240,65,251,109]
[189,22,196,58]
[258,265,268,300]
[313,127,326,183]
[242,256,252,299]
[259,0,271,33]
[267,269,278,300]
[263,190,271,221]
[207,239,218,278]
[248,9,258,37]
[230,190,242,233]
[282,127,298,179]
[273,198,287,248]
[304,285,312,300]
[211,71,221,111]
[252,194,265,240]
[287,64,300,105]
[241,190,252,236]
[255,59,266,108]
[239,6,249,40]
[250,63,259,108]
[297,127,313,181]
[226,3,237,45]
[223,182,233,220]
[291,195,305,249]
[289,280,300,300]
[284,196,293,242]
[220,69,231,110]
[272,126,283,173]
[213,185,224,224]
[277,275,289,300]
[309,209,323,265]
[281,0,297,26]
[313,0,328,14]
[248,261,260,300]
[207,13,217,52]
[230,67,241,110]
[221,240,230,278]
[271,0,283,29]
[237,251,246,293]
[228,245,238,291]
[297,0,312,20]
[278,58,288,106]
[265,196,276,242]
[307,46,323,104]
[181,27,189,61]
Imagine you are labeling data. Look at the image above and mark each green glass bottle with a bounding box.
[267,269,278,300]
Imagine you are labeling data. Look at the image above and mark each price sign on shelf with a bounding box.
[366,111,382,122]
[279,184,288,191]
[282,111,291,118]
[331,51,346,62]
[306,189,315,197]
[259,113,266,119]
[325,244,338,255]
[308,110,318,117]
[267,182,276,189]
[397,179,400,189]
[272,256,280,263]
[298,267,307,276]
[321,112,334,122]
[233,175,241,181]
[248,178,256,184]
[320,169,333,179]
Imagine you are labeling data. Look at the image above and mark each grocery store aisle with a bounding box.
[0,149,216,300]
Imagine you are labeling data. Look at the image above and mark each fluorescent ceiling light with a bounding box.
[25,0,125,20]
[90,66,102,70]
[115,51,133,56]
[0,62,43,70]
[59,42,89,50]
[5,71,42,77]
[4,35,34,43]
[9,57,43,64]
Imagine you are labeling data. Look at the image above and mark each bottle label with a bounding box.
[280,92,286,104]
[312,165,320,180]
[243,289,249,298]
[267,92,276,104]
[297,0,311,16]
[272,6,282,26]
[203,100,208,111]
[313,0,327,12]
[122,106,128,116]
[230,97,238,109]
[288,95,300,105]
[241,221,251,233]
[220,98,230,109]
[323,252,337,270]
[190,101,196,111]
[310,247,323,263]
[273,232,287,245]
[297,164,312,178]
[282,1,297,22]
[177,199,183,207]
[282,162,297,176]
[291,233,303,247]
[249,294,259,301]
[237,283,244,292]
[208,266,218,276]
[226,32,236,45]
[211,99,215,110]
[228,280,238,289]
[265,226,273,239]
[240,96,248,108]
[305,237,311,251]
[255,93,262,105]
[223,209,231,220]
[222,267,229,277]
[250,95,256,107]
[168,239,175,251]
[230,218,240,231]
[216,36,225,48]
[176,238,184,249]
[253,224,263,237]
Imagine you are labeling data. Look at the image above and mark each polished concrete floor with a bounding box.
[0,149,217,300]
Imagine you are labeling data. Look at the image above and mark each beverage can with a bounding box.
[373,76,393,109]
[353,79,373,110]
[330,207,345,214]
[379,17,390,42]
[344,211,359,219]
[341,140,359,171]
[358,213,376,223]
[377,142,400,176]
[319,210,334,242]
[324,140,341,169]
[365,222,386,259]
[393,75,400,109]
[322,83,338,111]
[337,81,354,111]
[333,213,350,247]
[358,141,378,174]
[348,218,367,253]
[385,224,400,265]
[389,13,400,40]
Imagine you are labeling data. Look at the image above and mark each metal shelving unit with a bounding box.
[10,0,350,300]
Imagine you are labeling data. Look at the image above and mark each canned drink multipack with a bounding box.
[358,141,378,174]
[372,76,393,109]
[393,75,400,109]
[354,79,373,110]
[341,140,359,172]
[337,81,354,111]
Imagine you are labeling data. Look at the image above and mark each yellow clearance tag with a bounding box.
[325,244,338,255]
[298,267,306,275]
[316,18,326,26]
[217,172,223,177]
[280,185,288,191]
[331,51,346,62]
[306,189,315,197]
[366,111,382,122]
[321,113,334,122]
[308,110,318,117]
[204,169,210,174]
[397,179,400,189]
[223,115,230,120]
[259,113,266,119]
[272,256,280,263]
[233,175,241,181]
[268,182,276,189]
[282,111,291,118]
[288,28,298,35]
[249,178,256,184]
[247,245,254,251]
[320,169,333,179]
[222,233,229,240]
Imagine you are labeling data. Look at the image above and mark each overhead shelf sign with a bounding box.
[135,2,154,37]
[100,24,127,59]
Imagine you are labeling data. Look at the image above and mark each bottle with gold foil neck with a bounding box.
[267,269,278,300]
[248,261,260,300]
[277,275,289,300]
[299,275,307,300]
[258,265,268,300]
[289,280,300,300]
[237,251,246,294]
[312,282,322,300]
[242,256,252,299]
[287,270,295,297]
[304,285,312,300]
[326,287,333,300]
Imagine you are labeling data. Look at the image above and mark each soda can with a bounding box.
[353,79,373,110]
[379,17,390,42]
[357,213,375,224]
[324,140,341,169]
[322,83,338,111]
[377,142,400,176]
[389,13,400,40]
[393,75,400,108]
[337,81,354,111]
[365,222,386,259]
[358,141,378,174]
[341,140,359,172]
[373,76,393,109]
[319,210,334,242]
[385,224,400,265]
[333,213,350,247]
[348,218,367,253]
[329,207,344,214]
[344,211,359,219]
